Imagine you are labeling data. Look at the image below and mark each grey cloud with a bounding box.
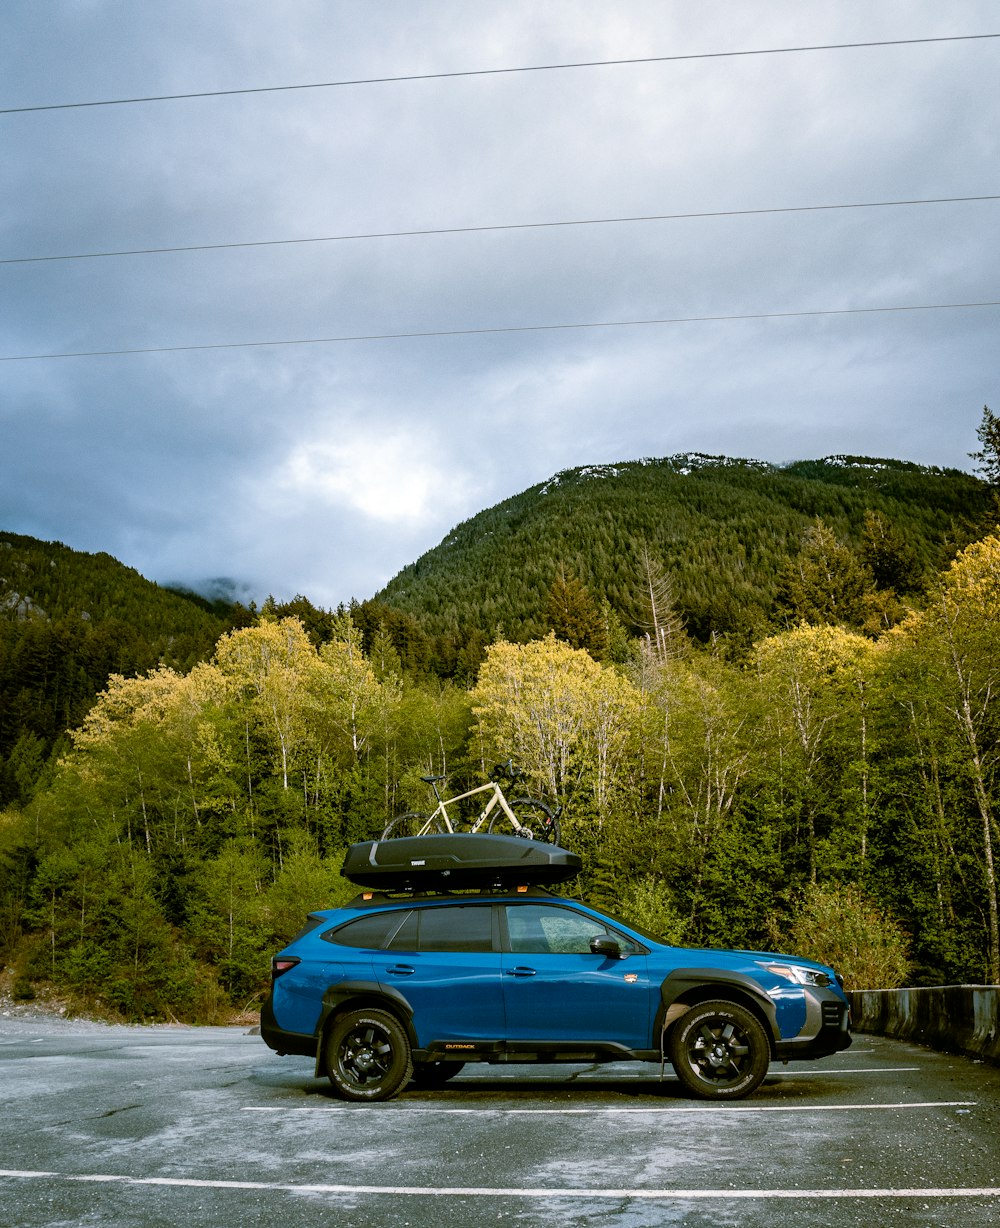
[2,1,997,608]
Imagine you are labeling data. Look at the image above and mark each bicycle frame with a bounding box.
[382,765,560,844]
[426,779,521,833]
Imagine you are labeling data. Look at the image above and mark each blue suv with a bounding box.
[261,835,851,1102]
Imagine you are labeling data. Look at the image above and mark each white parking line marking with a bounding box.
[0,1171,997,1200]
[771,1067,919,1076]
[241,1099,976,1114]
[440,1066,921,1079]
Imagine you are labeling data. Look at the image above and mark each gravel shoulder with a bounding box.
[0,990,260,1035]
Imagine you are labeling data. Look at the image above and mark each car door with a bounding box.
[499,902,654,1050]
[368,902,506,1046]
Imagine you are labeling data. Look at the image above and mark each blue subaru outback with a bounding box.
[261,834,851,1102]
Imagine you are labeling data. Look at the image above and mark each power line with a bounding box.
[3,194,997,266]
[3,33,998,115]
[3,300,998,363]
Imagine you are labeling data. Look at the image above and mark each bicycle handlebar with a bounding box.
[421,760,526,799]
[490,758,524,783]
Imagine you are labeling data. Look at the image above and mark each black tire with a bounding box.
[325,1008,413,1102]
[410,1060,466,1087]
[668,1000,771,1100]
[489,798,561,845]
[381,812,443,839]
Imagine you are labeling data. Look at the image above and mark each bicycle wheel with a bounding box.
[381,812,444,839]
[489,798,561,845]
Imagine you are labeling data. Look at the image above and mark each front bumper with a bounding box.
[774,991,852,1061]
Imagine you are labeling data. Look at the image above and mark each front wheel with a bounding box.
[489,798,561,845]
[381,812,443,839]
[668,1000,771,1100]
[325,1009,413,1102]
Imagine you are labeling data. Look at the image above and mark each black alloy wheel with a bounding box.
[325,1008,413,1101]
[668,1000,771,1100]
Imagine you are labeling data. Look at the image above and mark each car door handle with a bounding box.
[386,964,416,976]
[506,966,537,977]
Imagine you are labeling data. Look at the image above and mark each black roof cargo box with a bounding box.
[341,833,581,891]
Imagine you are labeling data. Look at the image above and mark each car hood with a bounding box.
[667,943,839,978]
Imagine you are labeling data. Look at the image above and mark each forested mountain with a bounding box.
[377,453,989,644]
[0,532,244,805]
[1,456,990,803]
[2,452,998,1023]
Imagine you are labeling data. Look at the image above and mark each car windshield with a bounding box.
[588,904,675,947]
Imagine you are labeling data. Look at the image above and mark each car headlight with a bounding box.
[756,961,831,988]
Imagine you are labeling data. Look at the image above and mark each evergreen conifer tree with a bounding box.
[542,567,607,656]
[969,405,1000,485]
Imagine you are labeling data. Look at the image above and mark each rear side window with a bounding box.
[323,911,411,949]
[419,905,494,952]
[288,914,326,944]
[386,904,495,953]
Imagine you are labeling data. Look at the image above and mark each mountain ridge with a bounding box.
[1,450,990,798]
[376,452,988,643]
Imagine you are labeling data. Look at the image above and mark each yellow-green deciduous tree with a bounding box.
[885,535,1000,981]
[752,623,877,883]
[470,634,639,819]
[65,662,229,848]
[634,656,761,935]
[214,618,327,792]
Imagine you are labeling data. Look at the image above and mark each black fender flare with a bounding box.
[313,980,416,1077]
[657,968,780,1049]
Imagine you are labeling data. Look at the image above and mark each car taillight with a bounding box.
[271,956,300,979]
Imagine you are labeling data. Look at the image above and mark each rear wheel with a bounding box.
[489,798,561,845]
[325,1008,413,1102]
[381,812,442,839]
[668,1000,770,1100]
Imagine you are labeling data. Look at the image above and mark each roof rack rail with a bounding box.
[346,884,557,907]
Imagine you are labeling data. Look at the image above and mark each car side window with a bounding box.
[288,914,326,943]
[505,904,640,955]
[408,904,494,953]
[322,911,411,949]
[386,910,419,951]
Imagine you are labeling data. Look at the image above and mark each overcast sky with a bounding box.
[2,2,997,608]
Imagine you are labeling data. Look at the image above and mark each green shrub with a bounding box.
[617,875,688,945]
[12,977,35,1001]
[774,882,911,990]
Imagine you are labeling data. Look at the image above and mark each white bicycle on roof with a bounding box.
[381,759,562,845]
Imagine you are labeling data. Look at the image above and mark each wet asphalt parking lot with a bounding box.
[0,1014,998,1228]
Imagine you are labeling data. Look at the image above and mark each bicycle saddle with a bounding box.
[420,774,447,784]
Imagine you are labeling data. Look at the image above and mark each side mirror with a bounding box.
[590,935,623,959]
